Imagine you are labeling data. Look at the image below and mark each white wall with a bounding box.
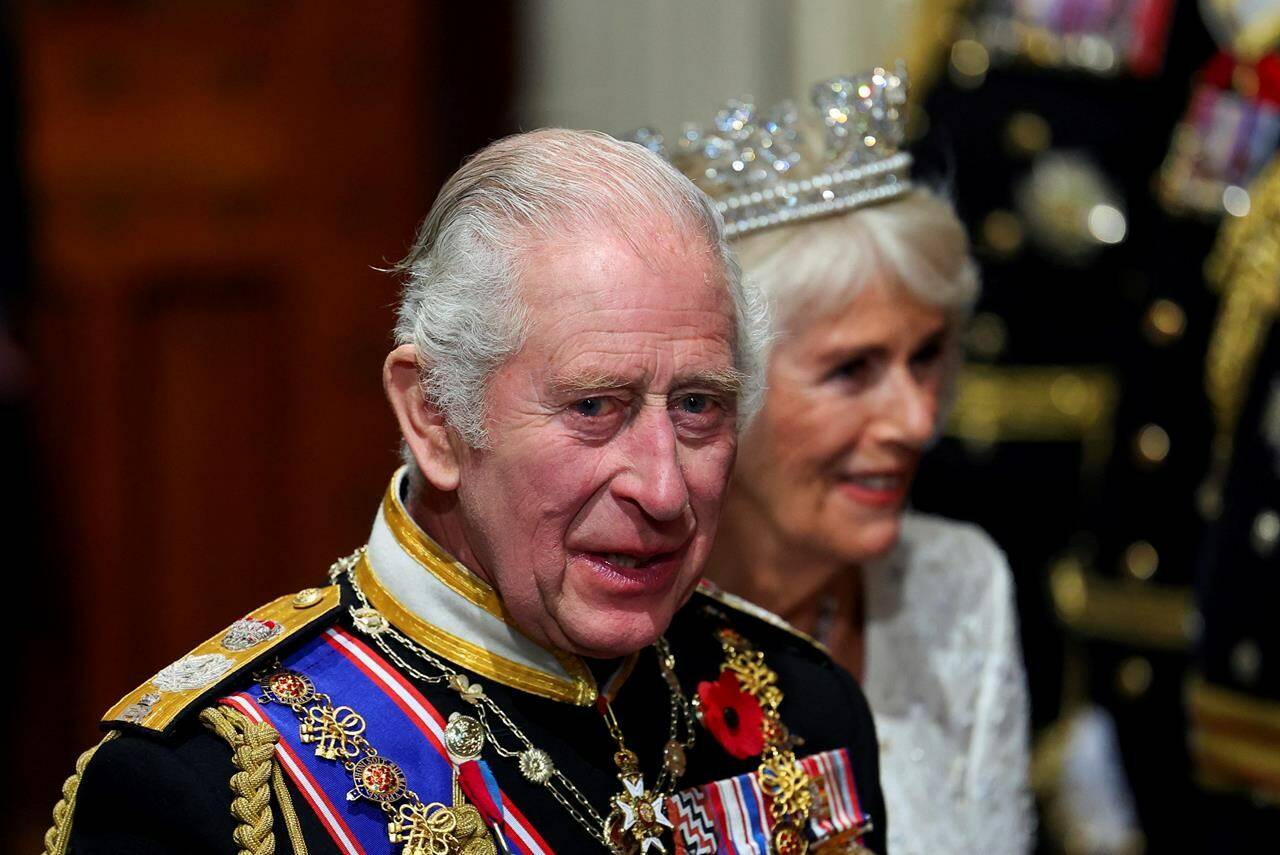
[518,0,918,138]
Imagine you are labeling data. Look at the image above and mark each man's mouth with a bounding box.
[573,544,689,595]
[598,552,666,569]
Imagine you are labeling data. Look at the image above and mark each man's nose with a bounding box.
[612,404,691,523]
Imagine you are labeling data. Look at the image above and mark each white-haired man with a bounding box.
[50,130,886,855]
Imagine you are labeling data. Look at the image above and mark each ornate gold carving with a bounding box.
[945,365,1119,475]
[1049,557,1193,650]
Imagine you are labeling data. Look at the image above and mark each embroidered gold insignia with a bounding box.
[153,653,233,693]
[220,618,284,652]
[117,692,160,724]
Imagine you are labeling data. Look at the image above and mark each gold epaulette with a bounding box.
[694,580,829,655]
[102,585,342,736]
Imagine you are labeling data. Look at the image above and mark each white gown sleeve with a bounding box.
[964,545,1036,854]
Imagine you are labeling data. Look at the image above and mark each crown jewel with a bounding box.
[632,63,912,239]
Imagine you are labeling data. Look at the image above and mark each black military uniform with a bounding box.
[1187,155,1280,851]
[49,471,886,855]
[903,2,1259,849]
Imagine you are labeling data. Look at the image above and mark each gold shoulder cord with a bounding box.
[42,708,307,855]
[41,731,120,855]
[201,704,310,855]
[715,628,815,855]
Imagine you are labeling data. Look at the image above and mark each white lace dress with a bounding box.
[862,512,1035,854]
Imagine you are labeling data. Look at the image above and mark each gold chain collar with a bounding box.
[339,548,698,854]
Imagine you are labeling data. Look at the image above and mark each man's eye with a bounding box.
[677,394,713,415]
[572,397,615,418]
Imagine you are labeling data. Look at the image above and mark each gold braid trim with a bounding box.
[42,731,120,855]
[272,763,309,855]
[200,705,284,855]
[1199,157,1280,507]
[1204,158,1280,443]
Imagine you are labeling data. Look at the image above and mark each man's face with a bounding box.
[455,225,740,658]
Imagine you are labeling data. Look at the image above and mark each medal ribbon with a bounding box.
[663,747,869,855]
[221,626,554,855]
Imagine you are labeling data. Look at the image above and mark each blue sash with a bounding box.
[222,626,554,855]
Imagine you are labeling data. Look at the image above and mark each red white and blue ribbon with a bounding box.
[664,747,869,854]
[221,626,555,855]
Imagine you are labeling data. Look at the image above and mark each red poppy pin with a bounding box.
[696,670,765,759]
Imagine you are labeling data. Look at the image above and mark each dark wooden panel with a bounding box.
[130,277,285,664]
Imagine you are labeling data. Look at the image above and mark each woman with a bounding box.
[706,184,1035,854]
[638,67,1034,852]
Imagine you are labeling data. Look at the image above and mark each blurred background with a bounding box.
[6,0,1279,851]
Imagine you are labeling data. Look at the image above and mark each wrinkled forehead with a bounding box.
[519,224,731,315]
[512,227,737,376]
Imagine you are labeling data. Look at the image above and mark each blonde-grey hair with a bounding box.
[733,186,979,336]
[392,128,769,450]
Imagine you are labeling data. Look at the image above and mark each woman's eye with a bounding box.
[832,357,870,381]
[911,341,944,366]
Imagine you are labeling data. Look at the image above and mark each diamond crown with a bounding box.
[631,63,912,239]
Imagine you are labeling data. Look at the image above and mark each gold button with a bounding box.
[1004,112,1052,158]
[1116,656,1153,699]
[1025,29,1062,66]
[1122,541,1159,581]
[966,311,1009,360]
[1252,509,1280,557]
[292,588,323,609]
[1143,299,1186,345]
[1049,557,1087,621]
[950,40,989,88]
[1230,640,1262,686]
[982,210,1025,258]
[1050,373,1091,418]
[1134,423,1170,467]
[1197,481,1224,521]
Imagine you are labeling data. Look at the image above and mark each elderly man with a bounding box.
[47,130,886,855]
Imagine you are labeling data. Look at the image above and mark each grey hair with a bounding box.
[392,128,769,455]
[732,186,980,335]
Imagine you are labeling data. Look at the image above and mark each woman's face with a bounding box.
[734,280,951,564]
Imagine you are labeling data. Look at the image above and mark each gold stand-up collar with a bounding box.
[365,470,606,705]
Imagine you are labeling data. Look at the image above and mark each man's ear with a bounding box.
[383,344,461,492]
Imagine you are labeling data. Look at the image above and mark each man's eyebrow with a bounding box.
[673,366,746,396]
[549,370,641,397]
[548,366,746,397]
